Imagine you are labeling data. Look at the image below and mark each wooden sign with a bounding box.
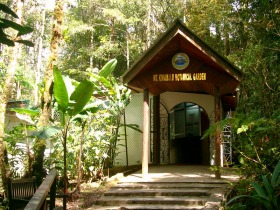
[153,73,206,82]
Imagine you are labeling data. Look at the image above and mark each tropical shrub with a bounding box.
[227,160,280,209]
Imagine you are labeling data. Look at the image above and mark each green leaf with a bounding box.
[53,66,69,112]
[251,181,268,200]
[262,175,273,197]
[0,37,14,46]
[17,26,33,36]
[237,125,249,134]
[63,76,75,98]
[0,4,18,18]
[0,19,33,35]
[81,103,99,113]
[226,195,249,206]
[70,114,88,122]
[15,39,34,47]
[0,22,9,29]
[9,108,39,116]
[91,73,113,89]
[98,59,117,78]
[69,80,94,116]
[271,160,280,186]
[32,126,61,139]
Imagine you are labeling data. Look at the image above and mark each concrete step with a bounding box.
[97,196,208,206]
[94,178,230,209]
[104,189,210,197]
[112,182,227,190]
[94,204,205,210]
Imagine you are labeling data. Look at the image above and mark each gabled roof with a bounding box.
[123,19,242,97]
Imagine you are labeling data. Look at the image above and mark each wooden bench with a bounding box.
[8,176,37,210]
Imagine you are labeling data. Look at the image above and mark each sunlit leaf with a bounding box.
[69,80,94,116]
[53,66,69,112]
[237,125,249,134]
[9,108,39,116]
[98,59,117,78]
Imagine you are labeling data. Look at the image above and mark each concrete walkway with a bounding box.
[91,165,239,210]
[118,165,239,183]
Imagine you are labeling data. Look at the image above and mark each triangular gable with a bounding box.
[123,19,242,97]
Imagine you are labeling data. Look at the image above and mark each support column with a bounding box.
[142,89,149,178]
[214,86,221,178]
[153,95,160,164]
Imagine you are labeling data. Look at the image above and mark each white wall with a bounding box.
[116,93,145,166]
[116,91,217,166]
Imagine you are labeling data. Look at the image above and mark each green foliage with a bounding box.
[0,3,34,47]
[49,59,132,181]
[32,126,61,140]
[221,114,280,209]
[234,117,280,177]
[1,1,279,203]
[60,0,184,78]
[227,161,280,209]
[5,122,38,177]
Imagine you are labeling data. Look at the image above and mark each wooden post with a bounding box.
[153,95,160,164]
[123,111,129,167]
[49,176,56,210]
[214,86,221,178]
[142,89,149,178]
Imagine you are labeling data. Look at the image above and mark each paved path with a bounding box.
[118,165,239,183]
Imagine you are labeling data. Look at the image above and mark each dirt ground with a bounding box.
[56,165,141,209]
[54,181,109,209]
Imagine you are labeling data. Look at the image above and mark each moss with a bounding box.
[32,138,47,184]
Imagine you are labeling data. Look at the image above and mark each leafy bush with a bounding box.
[227,160,280,209]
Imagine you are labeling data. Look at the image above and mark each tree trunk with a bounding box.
[146,0,152,49]
[32,0,64,183]
[16,81,21,99]
[89,29,94,68]
[0,0,23,198]
[76,122,86,193]
[34,6,46,106]
[224,31,230,56]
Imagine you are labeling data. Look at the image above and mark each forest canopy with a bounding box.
[0,0,279,209]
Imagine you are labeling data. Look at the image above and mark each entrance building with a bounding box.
[122,19,242,178]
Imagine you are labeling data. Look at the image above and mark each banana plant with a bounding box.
[88,59,132,167]
[52,59,118,208]
[53,66,95,209]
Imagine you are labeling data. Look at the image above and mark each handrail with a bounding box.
[24,169,57,210]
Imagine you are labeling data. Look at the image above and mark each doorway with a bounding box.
[169,102,210,165]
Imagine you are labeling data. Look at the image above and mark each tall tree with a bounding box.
[34,3,46,106]
[32,0,64,181]
[0,0,26,196]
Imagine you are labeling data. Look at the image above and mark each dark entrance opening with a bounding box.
[170,102,209,165]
